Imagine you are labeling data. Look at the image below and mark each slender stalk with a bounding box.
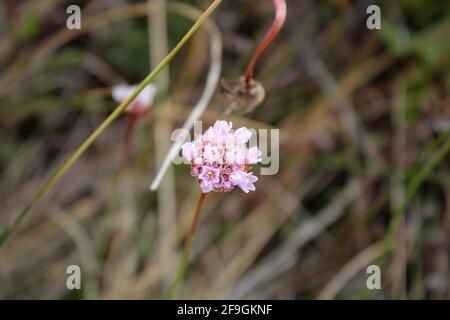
[121,114,139,166]
[244,0,286,86]
[166,192,208,299]
[121,108,153,167]
[0,0,223,247]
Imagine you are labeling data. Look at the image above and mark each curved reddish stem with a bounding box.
[121,114,139,167]
[121,108,152,166]
[244,0,286,86]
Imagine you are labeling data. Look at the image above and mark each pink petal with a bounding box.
[181,142,196,161]
[200,180,214,193]
[234,127,253,144]
[246,146,262,164]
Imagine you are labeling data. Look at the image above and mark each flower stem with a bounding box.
[0,0,223,247]
[121,114,139,166]
[244,0,286,87]
[166,192,208,299]
[121,110,153,167]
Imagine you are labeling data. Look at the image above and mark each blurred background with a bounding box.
[0,0,449,299]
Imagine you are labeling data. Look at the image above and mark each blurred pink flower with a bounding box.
[181,120,262,193]
[112,83,157,116]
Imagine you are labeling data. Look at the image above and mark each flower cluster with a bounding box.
[181,120,262,193]
[112,83,157,116]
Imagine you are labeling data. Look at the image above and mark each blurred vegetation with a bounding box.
[0,0,449,299]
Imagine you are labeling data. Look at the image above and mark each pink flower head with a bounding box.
[181,120,262,193]
[112,83,157,116]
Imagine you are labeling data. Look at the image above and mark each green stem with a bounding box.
[388,129,450,235]
[166,192,207,299]
[405,131,450,203]
[0,0,222,247]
